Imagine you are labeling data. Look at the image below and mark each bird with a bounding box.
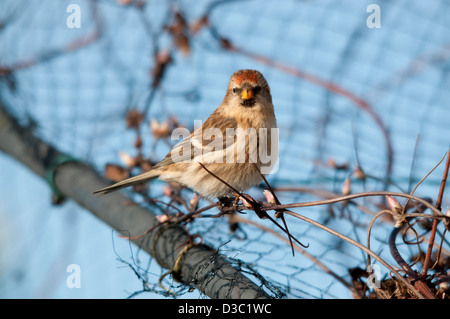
[93,69,278,200]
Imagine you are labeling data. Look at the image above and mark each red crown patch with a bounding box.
[234,70,259,85]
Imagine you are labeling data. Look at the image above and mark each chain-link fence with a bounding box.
[1,0,449,299]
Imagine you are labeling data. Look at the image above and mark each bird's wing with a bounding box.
[93,115,239,195]
[154,114,238,168]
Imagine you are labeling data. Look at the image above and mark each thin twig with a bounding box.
[402,151,447,215]
[366,210,393,269]
[422,148,450,277]
[282,210,425,299]
[253,163,296,256]
[260,191,443,217]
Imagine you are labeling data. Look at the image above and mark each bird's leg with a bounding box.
[218,196,234,212]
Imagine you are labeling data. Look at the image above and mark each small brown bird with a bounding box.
[93,69,278,199]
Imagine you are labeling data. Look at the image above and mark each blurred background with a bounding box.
[0,0,449,298]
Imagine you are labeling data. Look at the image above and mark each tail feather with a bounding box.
[93,169,160,195]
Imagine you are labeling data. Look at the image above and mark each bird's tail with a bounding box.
[93,169,160,195]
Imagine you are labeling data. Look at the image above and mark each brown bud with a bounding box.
[134,136,142,149]
[342,178,351,195]
[126,109,144,129]
[353,165,366,180]
[105,164,129,182]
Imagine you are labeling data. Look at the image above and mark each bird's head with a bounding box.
[225,69,272,108]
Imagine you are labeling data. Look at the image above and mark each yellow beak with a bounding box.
[241,89,254,100]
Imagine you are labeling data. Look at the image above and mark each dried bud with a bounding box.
[353,165,366,180]
[165,12,191,56]
[118,151,136,167]
[150,118,160,132]
[134,136,142,149]
[159,121,170,136]
[263,190,276,205]
[156,215,169,223]
[162,186,172,197]
[150,118,171,140]
[386,195,403,214]
[240,196,253,209]
[126,109,144,129]
[386,195,404,228]
[104,164,129,182]
[190,193,200,209]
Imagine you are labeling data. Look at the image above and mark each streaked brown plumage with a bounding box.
[93,69,277,198]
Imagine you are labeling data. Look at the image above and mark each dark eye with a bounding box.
[232,88,237,93]
[254,86,261,94]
